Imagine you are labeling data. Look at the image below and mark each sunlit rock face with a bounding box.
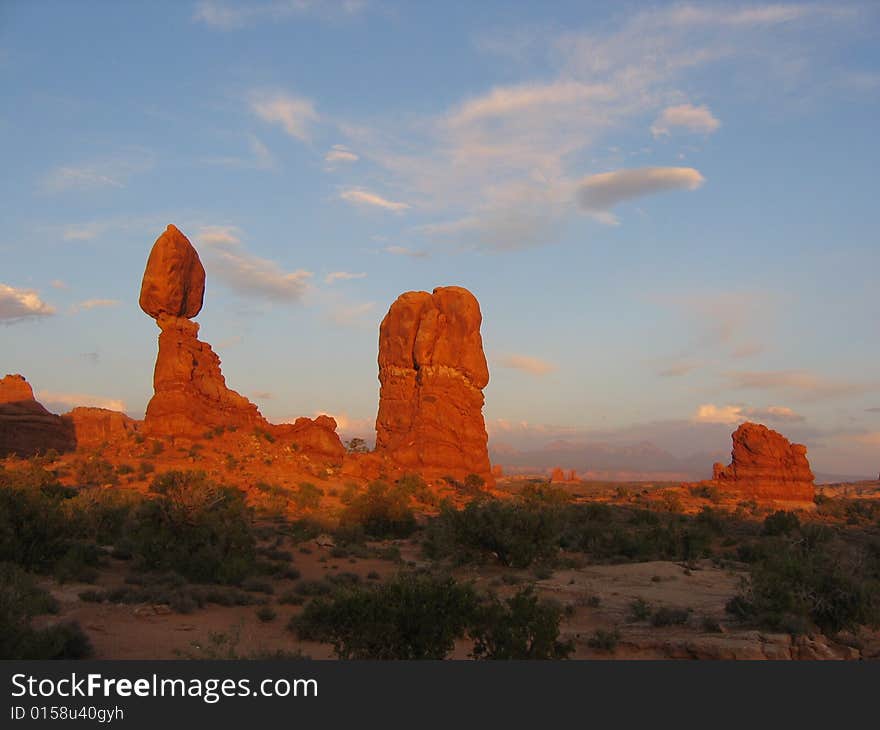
[139,225,267,439]
[712,422,815,504]
[0,374,75,456]
[375,286,491,481]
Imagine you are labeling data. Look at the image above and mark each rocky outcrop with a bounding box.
[273,416,345,462]
[0,374,75,456]
[375,286,491,481]
[140,225,268,439]
[61,407,139,449]
[550,467,578,483]
[712,422,815,504]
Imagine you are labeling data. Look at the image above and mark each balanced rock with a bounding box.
[375,286,491,481]
[139,224,206,319]
[0,374,75,456]
[61,407,139,449]
[712,422,814,503]
[140,226,267,439]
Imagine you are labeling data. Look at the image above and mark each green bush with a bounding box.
[762,510,801,536]
[293,572,478,659]
[131,471,256,584]
[470,586,573,659]
[587,628,620,653]
[293,482,324,510]
[338,480,417,539]
[423,499,562,568]
[74,458,118,487]
[729,533,880,635]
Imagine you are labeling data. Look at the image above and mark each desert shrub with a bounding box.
[629,597,652,621]
[423,500,562,569]
[256,606,277,623]
[729,533,880,635]
[762,510,801,536]
[279,590,305,606]
[520,483,572,507]
[651,607,691,627]
[294,579,334,597]
[74,458,118,487]
[293,572,478,659]
[0,472,74,570]
[293,482,324,510]
[464,473,486,492]
[0,563,91,659]
[241,577,274,595]
[469,586,573,660]
[66,488,141,544]
[395,473,429,501]
[338,480,417,539]
[131,471,255,584]
[345,437,369,454]
[587,628,620,653]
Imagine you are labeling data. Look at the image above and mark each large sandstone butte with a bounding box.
[61,407,139,450]
[375,286,491,481]
[0,374,75,456]
[140,225,268,439]
[712,422,815,504]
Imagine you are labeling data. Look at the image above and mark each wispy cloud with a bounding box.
[693,402,805,425]
[204,134,275,169]
[651,103,720,137]
[723,369,875,401]
[383,245,429,258]
[340,188,410,212]
[0,284,56,323]
[576,167,705,224]
[251,91,318,141]
[327,300,376,327]
[325,144,359,166]
[496,354,557,376]
[194,0,369,29]
[70,298,121,313]
[37,390,126,413]
[657,361,699,377]
[324,271,366,284]
[197,225,312,301]
[44,150,154,192]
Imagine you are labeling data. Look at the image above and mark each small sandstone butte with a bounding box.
[139,224,206,319]
[61,407,139,449]
[712,422,815,504]
[0,374,75,456]
[273,416,346,462]
[375,286,491,481]
[140,225,267,439]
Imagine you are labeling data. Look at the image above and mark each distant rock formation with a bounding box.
[375,286,491,481]
[549,467,578,483]
[140,225,268,439]
[0,374,75,456]
[61,407,139,449]
[712,422,815,503]
[273,416,346,462]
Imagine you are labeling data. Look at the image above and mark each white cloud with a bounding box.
[197,225,242,246]
[194,0,368,29]
[204,135,275,170]
[496,354,557,376]
[251,91,318,141]
[324,271,366,284]
[37,390,126,413]
[651,103,721,137]
[576,167,705,224]
[340,188,410,212]
[44,150,154,192]
[693,403,805,425]
[50,280,67,290]
[197,225,312,301]
[325,144,359,165]
[724,369,875,401]
[71,299,120,313]
[0,284,56,323]
[383,245,429,258]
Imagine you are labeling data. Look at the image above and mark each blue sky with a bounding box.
[1,1,878,476]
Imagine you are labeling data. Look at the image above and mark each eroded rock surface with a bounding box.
[375,286,490,480]
[0,374,75,456]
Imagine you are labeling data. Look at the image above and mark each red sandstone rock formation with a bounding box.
[61,407,139,449]
[492,464,504,479]
[140,225,268,439]
[375,286,491,481]
[273,416,346,462]
[712,422,815,503]
[550,467,566,483]
[0,374,75,456]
